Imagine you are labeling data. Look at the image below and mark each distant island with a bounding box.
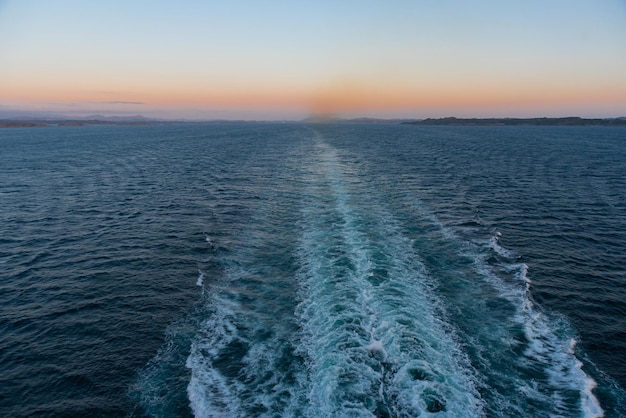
[402,117,626,126]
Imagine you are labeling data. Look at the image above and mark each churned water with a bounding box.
[1,123,625,417]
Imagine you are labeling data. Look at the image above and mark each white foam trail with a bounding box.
[294,139,484,417]
[517,281,604,417]
[405,179,604,416]
[186,292,244,417]
[477,235,603,416]
[186,267,307,417]
[196,270,204,287]
[582,373,604,418]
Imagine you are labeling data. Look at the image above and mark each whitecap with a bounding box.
[488,231,515,258]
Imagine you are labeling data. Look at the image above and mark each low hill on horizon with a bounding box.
[402,117,626,126]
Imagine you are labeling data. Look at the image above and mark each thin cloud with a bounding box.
[89,101,144,105]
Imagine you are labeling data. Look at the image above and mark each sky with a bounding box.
[1,0,626,120]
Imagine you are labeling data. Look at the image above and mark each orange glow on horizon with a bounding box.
[307,81,626,115]
[2,77,625,116]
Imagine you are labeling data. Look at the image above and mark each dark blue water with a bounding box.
[1,123,625,417]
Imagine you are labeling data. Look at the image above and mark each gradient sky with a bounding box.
[1,0,626,119]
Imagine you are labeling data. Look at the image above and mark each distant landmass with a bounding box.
[3,114,626,128]
[0,114,409,128]
[0,112,294,128]
[0,114,169,128]
[402,117,626,126]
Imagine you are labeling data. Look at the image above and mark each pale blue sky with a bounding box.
[1,0,625,119]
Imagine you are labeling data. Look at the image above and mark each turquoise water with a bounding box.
[1,123,625,416]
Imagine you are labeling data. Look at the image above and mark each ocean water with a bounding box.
[1,123,625,417]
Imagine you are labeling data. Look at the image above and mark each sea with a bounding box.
[1,122,625,417]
